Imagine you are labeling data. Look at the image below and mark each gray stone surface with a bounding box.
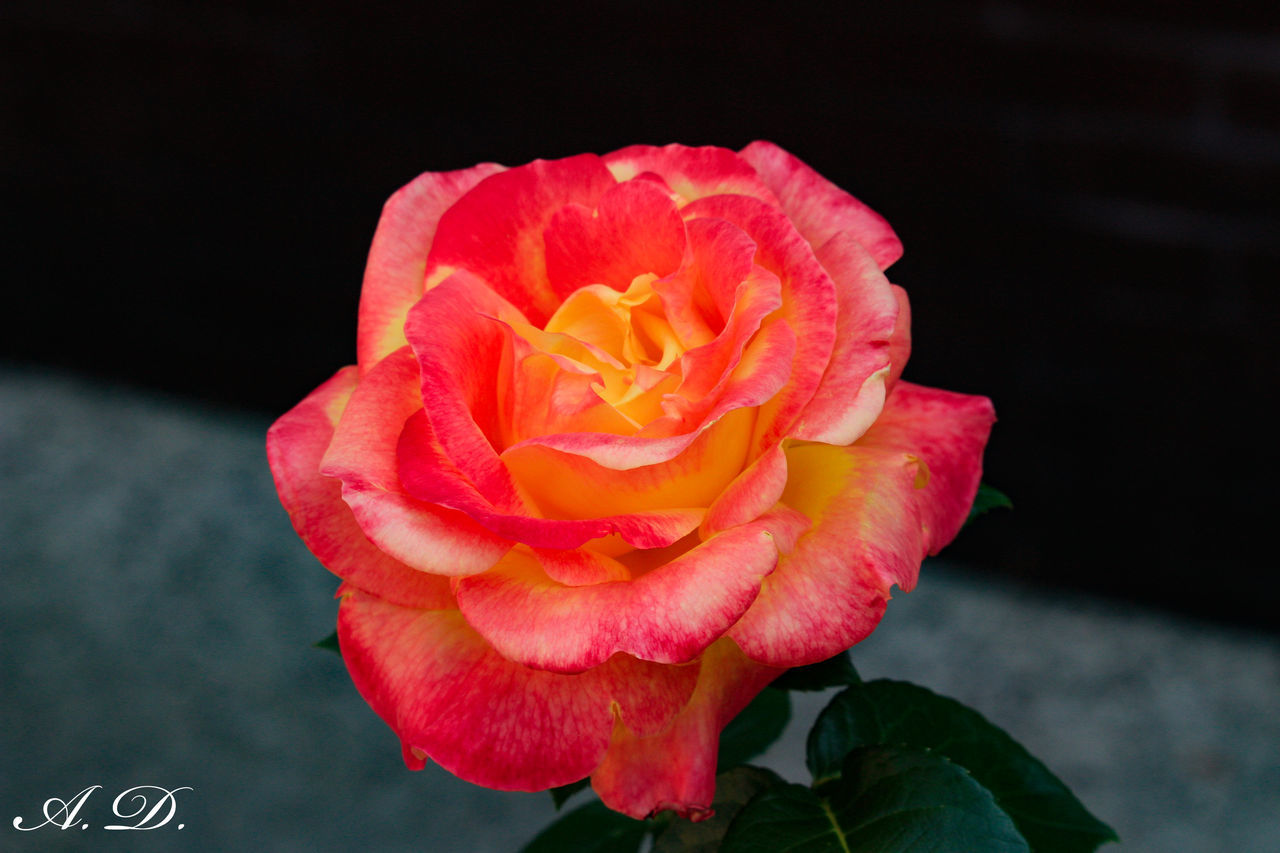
[2,365,1277,851]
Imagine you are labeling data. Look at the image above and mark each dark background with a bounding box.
[4,0,1277,630]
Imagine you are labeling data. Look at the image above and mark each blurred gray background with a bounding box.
[4,0,1279,849]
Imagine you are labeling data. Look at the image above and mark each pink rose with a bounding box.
[267,142,994,819]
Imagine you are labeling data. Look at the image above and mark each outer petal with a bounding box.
[728,382,995,666]
[320,348,514,577]
[701,442,790,536]
[337,587,697,789]
[726,443,911,667]
[598,654,701,738]
[591,639,784,820]
[739,140,903,270]
[603,144,781,207]
[266,367,454,609]
[423,154,618,325]
[454,518,781,673]
[792,230,899,445]
[886,284,912,392]
[857,381,996,554]
[356,163,506,372]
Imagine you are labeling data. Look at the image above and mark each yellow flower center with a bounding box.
[513,275,686,429]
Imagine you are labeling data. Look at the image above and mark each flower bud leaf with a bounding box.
[808,680,1118,852]
[521,799,649,853]
[651,766,783,852]
[723,745,1029,852]
[549,778,590,811]
[965,482,1013,527]
[717,687,791,771]
[312,631,341,656]
[771,650,861,691]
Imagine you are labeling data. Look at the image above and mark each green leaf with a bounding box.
[771,650,861,692]
[808,683,879,785]
[549,778,590,811]
[722,745,1029,852]
[720,782,836,853]
[521,800,650,853]
[966,483,1013,526]
[313,631,341,656]
[808,681,1118,852]
[651,766,783,852]
[718,687,791,771]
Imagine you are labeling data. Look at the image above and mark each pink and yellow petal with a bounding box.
[397,409,704,550]
[337,588,617,790]
[337,488,514,581]
[701,442,790,536]
[681,194,839,454]
[403,270,528,512]
[504,345,637,443]
[538,288,635,369]
[503,406,753,521]
[319,348,513,576]
[652,217,761,349]
[531,546,633,586]
[603,143,780,208]
[726,441,924,667]
[856,381,996,554]
[506,312,793,474]
[739,140,903,270]
[886,284,912,392]
[591,638,784,820]
[544,178,687,293]
[660,315,797,437]
[266,367,454,608]
[669,247,783,408]
[356,162,506,372]
[423,154,618,325]
[729,384,993,667]
[792,230,899,445]
[454,520,780,673]
[598,653,702,738]
[321,349,420,493]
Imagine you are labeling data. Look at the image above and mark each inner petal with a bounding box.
[502,406,754,522]
[535,275,687,427]
[500,325,636,446]
[543,177,688,295]
[543,284,633,365]
[545,276,682,370]
[652,217,760,350]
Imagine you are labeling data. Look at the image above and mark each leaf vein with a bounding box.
[819,797,853,853]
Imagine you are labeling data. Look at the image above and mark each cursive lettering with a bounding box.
[12,786,101,831]
[104,786,192,831]
[12,785,192,832]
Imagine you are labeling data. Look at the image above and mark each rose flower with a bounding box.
[268,142,994,819]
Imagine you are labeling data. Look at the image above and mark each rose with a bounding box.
[267,142,994,819]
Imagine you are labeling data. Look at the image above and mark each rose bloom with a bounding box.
[268,142,993,819]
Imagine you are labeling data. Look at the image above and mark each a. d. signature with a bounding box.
[12,785,192,832]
